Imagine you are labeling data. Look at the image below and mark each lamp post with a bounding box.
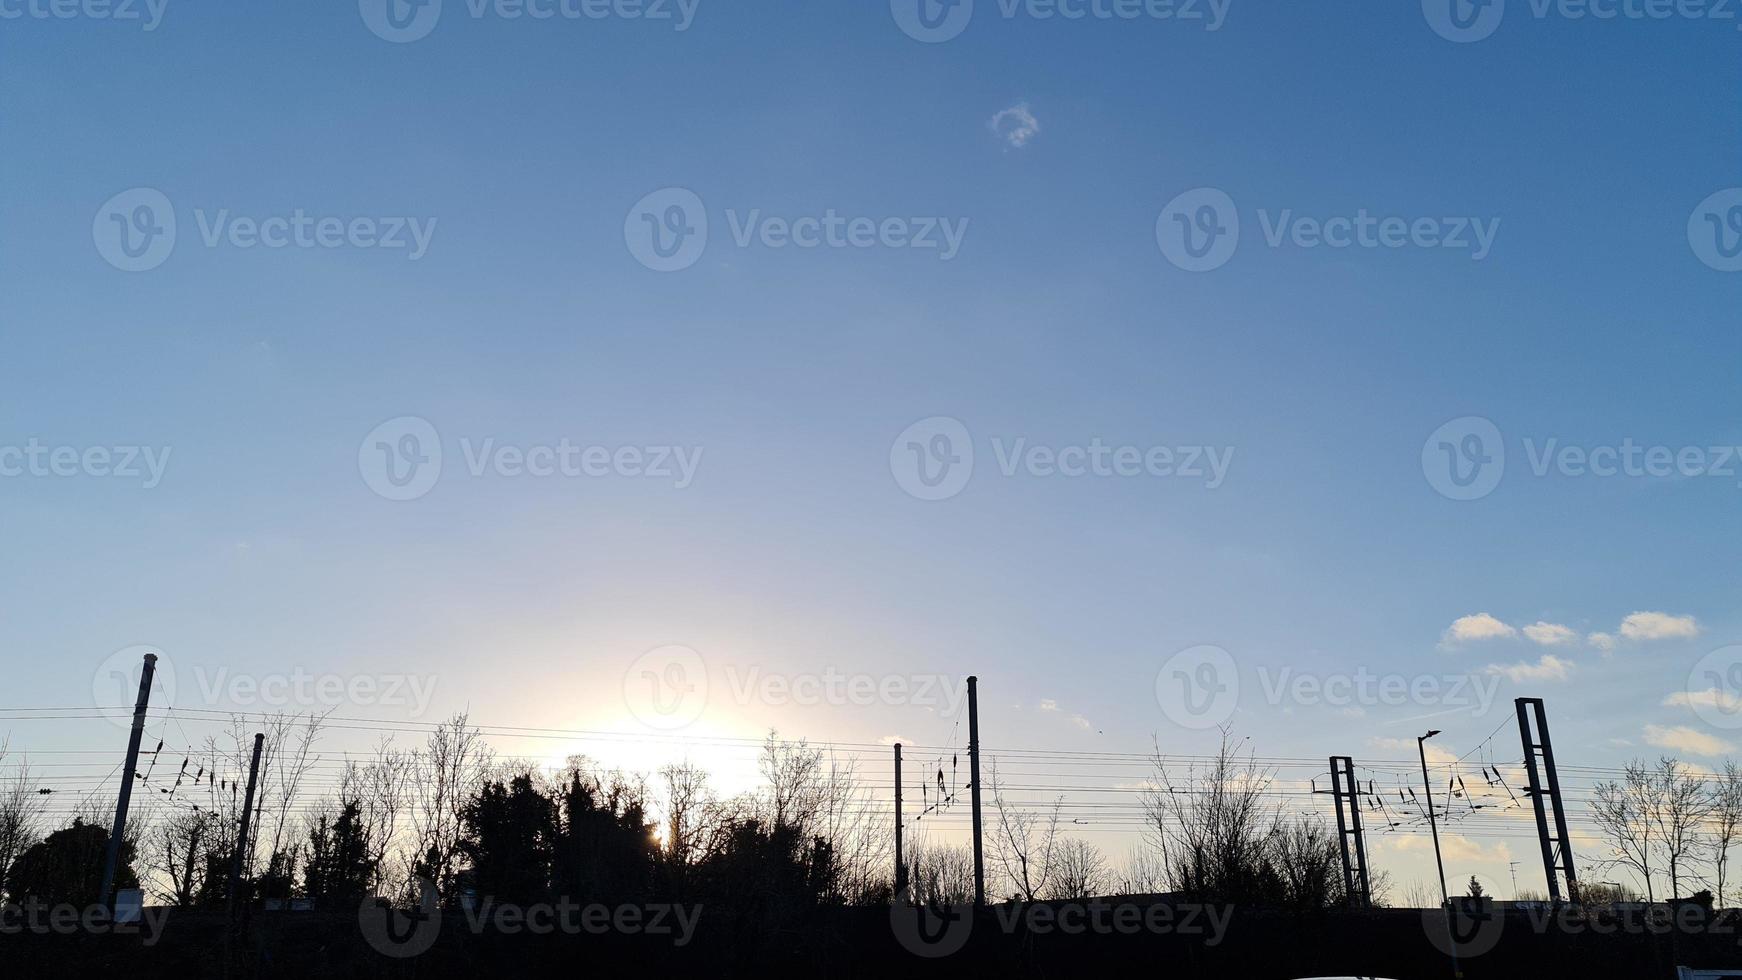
[1420,729,1461,980]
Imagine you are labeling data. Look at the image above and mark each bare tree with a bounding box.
[1714,762,1742,907]
[1140,729,1280,903]
[1652,757,1715,900]
[1269,814,1345,909]
[1114,844,1168,896]
[0,741,47,897]
[1046,838,1109,899]
[340,737,412,894]
[145,807,215,906]
[409,713,493,899]
[1592,759,1661,901]
[905,838,974,906]
[987,758,1062,901]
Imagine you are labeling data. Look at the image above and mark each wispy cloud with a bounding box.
[1484,654,1573,683]
[1643,724,1732,756]
[1665,688,1742,714]
[988,102,1040,149]
[1587,632,1617,654]
[1522,622,1578,646]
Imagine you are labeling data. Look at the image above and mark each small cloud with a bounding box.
[878,734,909,747]
[1443,613,1517,646]
[988,102,1040,149]
[1587,632,1617,655]
[1368,736,1456,766]
[1522,622,1578,647]
[1643,724,1733,757]
[1038,699,1059,712]
[1665,689,1742,714]
[1484,654,1573,683]
[1619,611,1700,642]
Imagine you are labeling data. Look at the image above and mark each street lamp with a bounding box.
[1419,730,1462,980]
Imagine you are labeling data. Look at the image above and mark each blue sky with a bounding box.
[2,0,1740,898]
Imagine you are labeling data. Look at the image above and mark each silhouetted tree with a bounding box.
[5,819,136,905]
[304,801,376,905]
[459,774,556,904]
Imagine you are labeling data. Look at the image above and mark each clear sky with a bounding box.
[2,0,1739,900]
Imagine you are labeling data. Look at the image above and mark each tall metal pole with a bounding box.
[967,675,984,908]
[1518,697,1579,904]
[894,742,906,902]
[228,733,265,916]
[1420,731,1461,980]
[100,651,157,912]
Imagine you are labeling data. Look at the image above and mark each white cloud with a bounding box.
[1368,736,1456,766]
[1484,654,1573,683]
[1522,622,1579,646]
[1619,611,1700,642]
[1587,631,1617,654]
[1665,688,1742,714]
[1643,724,1733,757]
[879,734,910,747]
[988,102,1040,148]
[1443,612,1517,645]
[1038,699,1059,712]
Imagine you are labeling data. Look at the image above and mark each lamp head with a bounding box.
[1424,730,1442,739]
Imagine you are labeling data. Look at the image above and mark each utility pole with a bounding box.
[967,675,984,908]
[893,742,907,902]
[228,732,265,916]
[1419,729,1461,980]
[99,651,157,912]
[1324,756,1372,908]
[1517,697,1579,904]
